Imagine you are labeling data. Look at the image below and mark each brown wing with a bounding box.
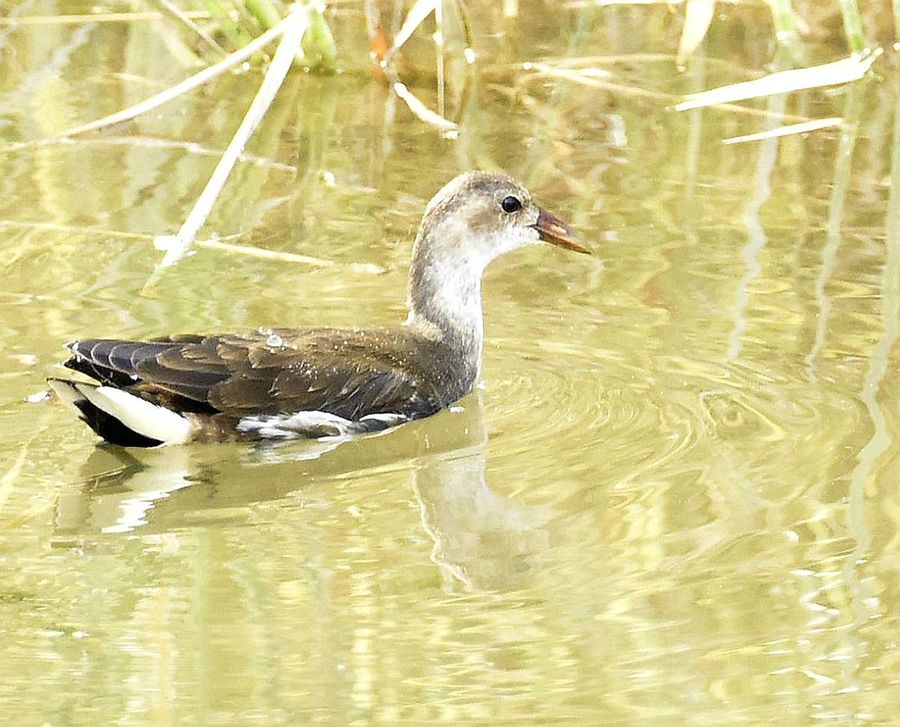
[64,329,448,422]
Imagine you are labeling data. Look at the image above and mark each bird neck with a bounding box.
[404,228,486,377]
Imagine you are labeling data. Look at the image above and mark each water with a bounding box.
[2,2,899,724]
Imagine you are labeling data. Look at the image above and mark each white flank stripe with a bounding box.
[237,410,409,439]
[237,410,351,438]
[76,385,192,445]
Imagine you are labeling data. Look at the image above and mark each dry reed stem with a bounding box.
[0,10,210,26]
[521,63,814,123]
[723,117,844,144]
[0,220,388,272]
[0,12,300,153]
[676,49,881,111]
[387,0,438,61]
[392,82,458,132]
[4,135,296,171]
[677,0,716,64]
[379,0,458,132]
[154,6,310,269]
[153,0,227,56]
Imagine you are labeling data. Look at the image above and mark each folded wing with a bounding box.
[64,329,446,427]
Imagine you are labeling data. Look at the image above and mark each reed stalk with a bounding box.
[0,10,211,26]
[837,0,866,53]
[893,0,900,48]
[155,6,310,269]
[202,0,253,47]
[765,0,797,44]
[245,0,284,30]
[301,3,338,72]
[153,0,227,56]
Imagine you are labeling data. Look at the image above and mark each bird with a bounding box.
[48,171,590,447]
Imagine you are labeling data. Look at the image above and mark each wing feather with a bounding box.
[63,328,451,424]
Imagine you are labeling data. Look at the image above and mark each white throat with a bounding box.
[404,204,540,378]
[407,255,485,337]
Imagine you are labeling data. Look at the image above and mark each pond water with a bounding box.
[2,1,899,724]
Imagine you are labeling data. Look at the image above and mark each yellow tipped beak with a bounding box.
[532,208,591,254]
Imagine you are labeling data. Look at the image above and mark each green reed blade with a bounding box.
[302,3,338,72]
[245,0,284,31]
[837,0,867,53]
[893,0,900,48]
[765,0,797,44]
[201,0,252,47]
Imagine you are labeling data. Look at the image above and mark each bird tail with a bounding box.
[48,379,192,448]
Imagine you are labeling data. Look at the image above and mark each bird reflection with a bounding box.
[54,392,555,590]
[413,452,553,591]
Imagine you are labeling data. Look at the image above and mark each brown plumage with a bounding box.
[49,172,589,447]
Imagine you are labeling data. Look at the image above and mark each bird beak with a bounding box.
[532,208,592,254]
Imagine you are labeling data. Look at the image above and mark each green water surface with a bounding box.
[1,2,899,724]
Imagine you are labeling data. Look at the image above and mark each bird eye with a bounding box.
[500,195,522,213]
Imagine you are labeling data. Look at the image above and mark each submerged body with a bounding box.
[57,325,476,446]
[50,172,589,447]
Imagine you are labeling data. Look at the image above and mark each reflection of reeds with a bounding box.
[3,0,887,271]
[154,0,227,56]
[0,219,380,270]
[154,7,311,269]
[805,82,863,378]
[675,50,881,112]
[0,10,211,26]
[6,6,900,720]
[837,0,866,53]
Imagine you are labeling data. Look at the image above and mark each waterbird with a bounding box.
[49,171,590,447]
